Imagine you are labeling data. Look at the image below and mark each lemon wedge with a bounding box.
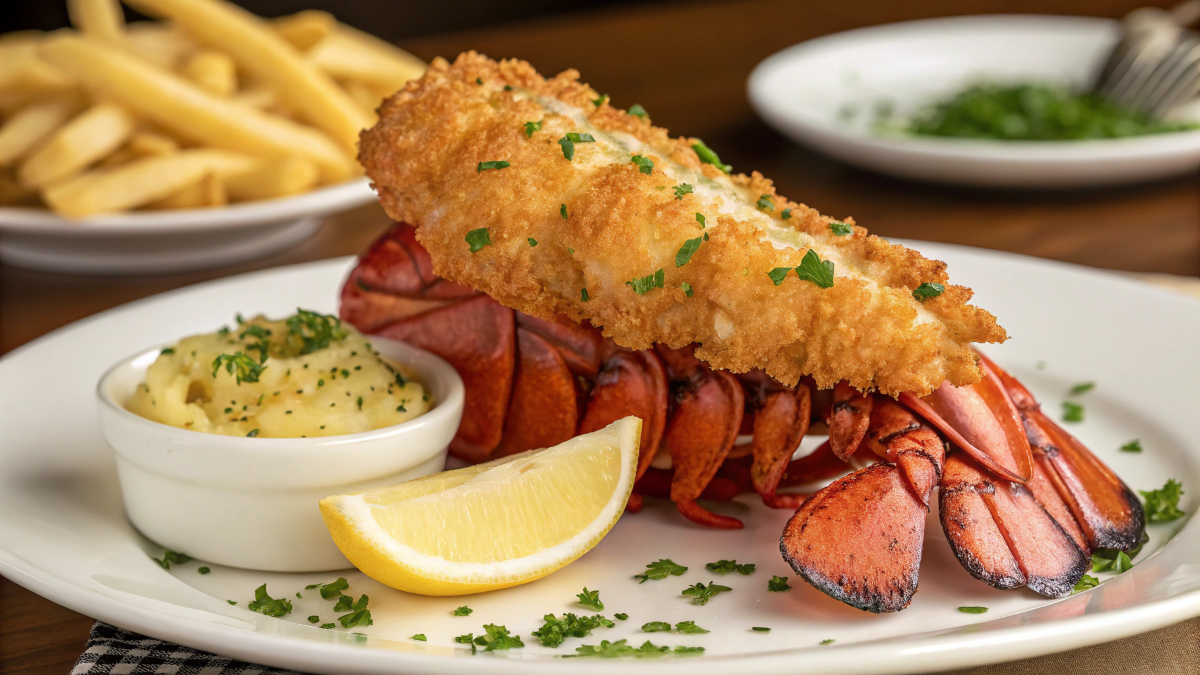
[319,416,640,595]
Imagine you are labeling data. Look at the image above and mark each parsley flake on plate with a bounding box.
[1141,479,1185,522]
[755,194,774,212]
[630,154,654,174]
[675,237,703,267]
[829,220,853,236]
[320,623,335,629]
[227,600,236,605]
[577,587,604,611]
[673,183,693,200]
[1062,401,1084,422]
[197,566,210,574]
[454,633,477,654]
[411,634,427,641]
[465,228,491,252]
[338,595,372,628]
[682,581,731,605]
[641,621,671,633]
[1121,439,1143,453]
[152,549,192,569]
[626,269,665,295]
[705,559,755,575]
[691,139,730,173]
[1092,550,1134,574]
[767,575,791,592]
[247,584,292,617]
[752,626,771,633]
[674,620,709,634]
[634,558,688,583]
[957,606,988,614]
[680,282,694,297]
[307,615,319,624]
[472,624,525,651]
[1069,381,1096,395]
[796,249,835,289]
[523,120,543,137]
[821,639,835,645]
[477,160,510,172]
[211,352,265,385]
[912,282,944,301]
[569,639,683,658]
[1073,574,1100,594]
[333,595,355,612]
[246,429,259,437]
[628,103,648,119]
[532,613,614,648]
[614,613,628,621]
[453,605,473,616]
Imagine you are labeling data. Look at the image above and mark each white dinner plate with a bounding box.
[0,178,374,275]
[748,16,1200,188]
[1,245,1198,675]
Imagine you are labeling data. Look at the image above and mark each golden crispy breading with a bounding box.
[359,52,1006,396]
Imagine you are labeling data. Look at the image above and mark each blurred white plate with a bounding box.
[0,247,1198,674]
[748,15,1200,188]
[0,178,374,275]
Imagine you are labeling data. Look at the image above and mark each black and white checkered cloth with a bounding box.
[73,622,308,675]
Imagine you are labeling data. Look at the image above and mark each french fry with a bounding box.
[231,85,278,111]
[18,102,133,189]
[182,50,236,97]
[0,42,75,97]
[39,35,354,182]
[123,0,372,154]
[68,0,126,44]
[0,170,39,206]
[127,130,178,156]
[307,28,425,91]
[224,156,317,201]
[273,10,336,51]
[123,22,197,69]
[147,171,226,209]
[42,148,254,217]
[0,94,82,167]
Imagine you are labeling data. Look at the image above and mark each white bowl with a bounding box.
[0,177,375,275]
[748,15,1200,188]
[95,335,464,572]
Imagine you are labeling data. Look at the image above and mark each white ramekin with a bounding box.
[96,336,464,572]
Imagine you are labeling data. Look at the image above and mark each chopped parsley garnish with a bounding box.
[673,183,693,200]
[284,309,346,356]
[308,615,319,623]
[581,288,590,302]
[821,639,835,645]
[630,154,654,174]
[682,581,731,605]
[320,623,335,629]
[614,613,628,621]
[247,584,292,617]
[691,139,730,173]
[245,429,259,437]
[1141,479,1185,522]
[768,267,792,286]
[558,132,595,160]
[1069,381,1096,395]
[957,606,988,614]
[695,212,706,228]
[705,560,755,575]
[796,249,835,289]
[477,160,510,172]
[198,566,210,574]
[569,639,697,658]
[674,646,704,655]
[160,347,175,355]
[227,600,236,605]
[755,194,774,212]
[523,120,543,137]
[473,624,524,651]
[560,203,568,219]
[674,621,709,634]
[476,77,483,84]
[528,238,538,247]
[152,550,192,569]
[305,577,348,600]
[912,282,945,300]
[1073,574,1100,594]
[576,587,604,611]
[829,220,853,236]
[752,626,770,633]
[454,633,477,654]
[453,605,473,616]
[641,621,671,632]
[675,237,702,267]
[680,282,693,297]
[1091,549,1134,574]
[635,558,688,583]
[1062,401,1084,422]
[592,94,608,107]
[411,634,427,641]
[781,208,792,220]
[767,576,791,592]
[628,103,648,118]
[211,352,265,385]
[626,269,665,295]
[338,594,372,628]
[1121,439,1143,453]
[356,396,363,410]
[532,613,614,648]
[465,228,491,252]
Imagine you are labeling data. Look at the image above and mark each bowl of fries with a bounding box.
[0,0,426,274]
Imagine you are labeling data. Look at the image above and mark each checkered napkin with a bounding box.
[72,622,307,675]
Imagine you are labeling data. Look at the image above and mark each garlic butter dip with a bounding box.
[126,310,429,437]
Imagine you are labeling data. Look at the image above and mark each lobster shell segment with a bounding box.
[863,396,946,507]
[749,388,811,509]
[780,462,926,613]
[579,350,669,483]
[493,328,578,457]
[829,380,873,461]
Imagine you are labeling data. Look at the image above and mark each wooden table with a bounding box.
[2,0,1197,673]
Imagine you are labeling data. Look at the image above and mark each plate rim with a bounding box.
[1,249,1198,674]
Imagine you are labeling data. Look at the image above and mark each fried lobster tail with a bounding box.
[358,51,1006,397]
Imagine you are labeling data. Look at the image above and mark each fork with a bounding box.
[1093,0,1200,117]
